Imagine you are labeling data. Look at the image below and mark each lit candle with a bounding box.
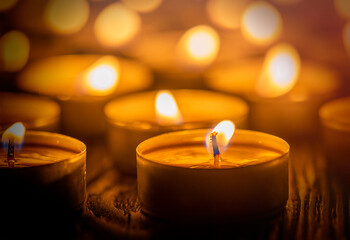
[17,54,152,137]
[0,122,86,223]
[105,89,249,175]
[319,97,350,189]
[124,25,220,89]
[206,43,341,139]
[137,121,289,222]
[0,92,60,131]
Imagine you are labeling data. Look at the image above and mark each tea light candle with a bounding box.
[319,97,350,188]
[206,44,341,139]
[124,25,219,89]
[137,121,289,222]
[105,89,249,175]
[0,122,86,222]
[17,54,152,137]
[0,92,60,132]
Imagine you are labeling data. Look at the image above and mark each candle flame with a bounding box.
[241,1,282,45]
[176,25,220,68]
[155,90,183,126]
[79,56,120,96]
[2,122,25,148]
[205,120,235,155]
[256,43,301,98]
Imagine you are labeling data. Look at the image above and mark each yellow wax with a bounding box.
[143,144,282,168]
[0,144,77,168]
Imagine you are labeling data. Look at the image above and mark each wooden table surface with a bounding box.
[74,139,350,240]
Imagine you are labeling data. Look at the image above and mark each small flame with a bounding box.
[2,122,25,148]
[256,43,301,98]
[241,1,282,45]
[79,56,120,96]
[205,120,235,155]
[176,25,220,68]
[155,90,183,126]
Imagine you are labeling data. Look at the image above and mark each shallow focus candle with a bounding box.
[105,89,249,175]
[206,44,341,139]
[137,122,289,222]
[0,122,86,224]
[0,92,60,131]
[319,97,350,188]
[17,54,152,137]
[124,25,219,89]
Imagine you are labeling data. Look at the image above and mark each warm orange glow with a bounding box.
[78,56,120,96]
[206,0,249,29]
[94,3,141,47]
[122,0,163,12]
[0,30,30,72]
[241,1,282,45]
[155,91,183,126]
[44,0,89,35]
[271,0,301,5]
[176,25,220,68]
[2,122,26,145]
[0,0,18,11]
[256,43,301,98]
[334,0,350,19]
[205,120,235,155]
[344,22,350,56]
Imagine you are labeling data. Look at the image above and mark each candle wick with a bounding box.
[7,139,15,168]
[210,132,221,168]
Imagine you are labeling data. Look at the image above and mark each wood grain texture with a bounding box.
[78,141,350,240]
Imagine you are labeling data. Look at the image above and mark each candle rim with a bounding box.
[205,58,341,101]
[104,89,249,129]
[319,96,350,132]
[136,128,289,170]
[0,130,86,169]
[17,54,153,98]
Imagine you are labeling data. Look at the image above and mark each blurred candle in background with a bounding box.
[44,0,89,35]
[0,30,30,72]
[206,43,341,139]
[175,25,220,70]
[94,2,141,48]
[320,97,350,190]
[241,1,283,46]
[0,92,60,132]
[343,22,350,56]
[17,54,152,137]
[206,0,249,30]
